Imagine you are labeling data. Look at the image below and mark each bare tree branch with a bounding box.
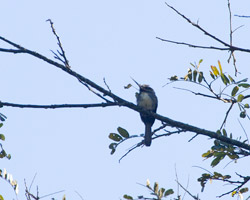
[176,180,200,200]
[156,37,230,51]
[0,32,250,152]
[0,101,118,109]
[159,3,250,57]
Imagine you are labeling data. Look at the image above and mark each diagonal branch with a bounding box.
[163,3,250,54]
[1,35,250,152]
[165,3,230,47]
[220,102,234,130]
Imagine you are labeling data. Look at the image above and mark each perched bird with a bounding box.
[135,83,158,146]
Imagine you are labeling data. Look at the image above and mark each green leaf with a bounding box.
[108,133,122,142]
[213,172,222,178]
[202,150,213,158]
[223,175,231,180]
[198,72,203,83]
[231,86,239,97]
[0,195,4,200]
[117,127,129,138]
[221,73,229,85]
[190,63,195,68]
[214,139,220,146]
[123,194,133,200]
[109,143,117,154]
[199,59,203,65]
[227,154,239,160]
[240,111,246,118]
[239,187,249,194]
[6,154,11,160]
[218,60,222,74]
[211,66,219,76]
[124,84,132,89]
[0,123,3,128]
[109,143,117,149]
[164,189,174,197]
[0,114,7,121]
[236,78,248,84]
[232,190,237,197]
[237,94,244,102]
[222,129,227,137]
[216,130,221,135]
[210,71,215,79]
[158,188,165,199]
[154,182,159,193]
[170,75,178,81]
[187,68,192,81]
[228,75,235,83]
[202,173,211,179]
[211,155,225,167]
[193,70,197,82]
[0,134,5,141]
[238,83,250,88]
[244,104,249,109]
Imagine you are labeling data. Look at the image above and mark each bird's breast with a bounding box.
[137,92,155,110]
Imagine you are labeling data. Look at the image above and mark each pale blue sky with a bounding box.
[1,0,250,199]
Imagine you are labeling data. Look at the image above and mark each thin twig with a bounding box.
[234,15,250,18]
[40,190,65,199]
[220,102,234,130]
[119,142,143,162]
[188,134,198,142]
[173,87,230,103]
[29,173,37,192]
[227,0,238,74]
[238,119,249,145]
[103,77,111,93]
[46,19,70,68]
[75,191,84,200]
[156,37,229,51]
[176,180,200,200]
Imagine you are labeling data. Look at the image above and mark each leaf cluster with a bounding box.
[197,171,231,192]
[0,120,11,160]
[202,129,241,167]
[0,168,19,198]
[123,180,174,200]
[108,127,130,154]
[169,60,250,119]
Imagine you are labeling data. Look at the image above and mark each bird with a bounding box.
[134,82,158,146]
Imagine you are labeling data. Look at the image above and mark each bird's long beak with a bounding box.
[130,77,141,88]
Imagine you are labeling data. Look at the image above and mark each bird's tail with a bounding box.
[145,124,152,146]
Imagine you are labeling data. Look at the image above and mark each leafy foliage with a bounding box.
[197,171,231,192]
[0,168,19,195]
[123,180,174,200]
[202,129,242,167]
[0,120,11,160]
[108,127,131,154]
[198,172,250,198]
[169,60,250,119]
